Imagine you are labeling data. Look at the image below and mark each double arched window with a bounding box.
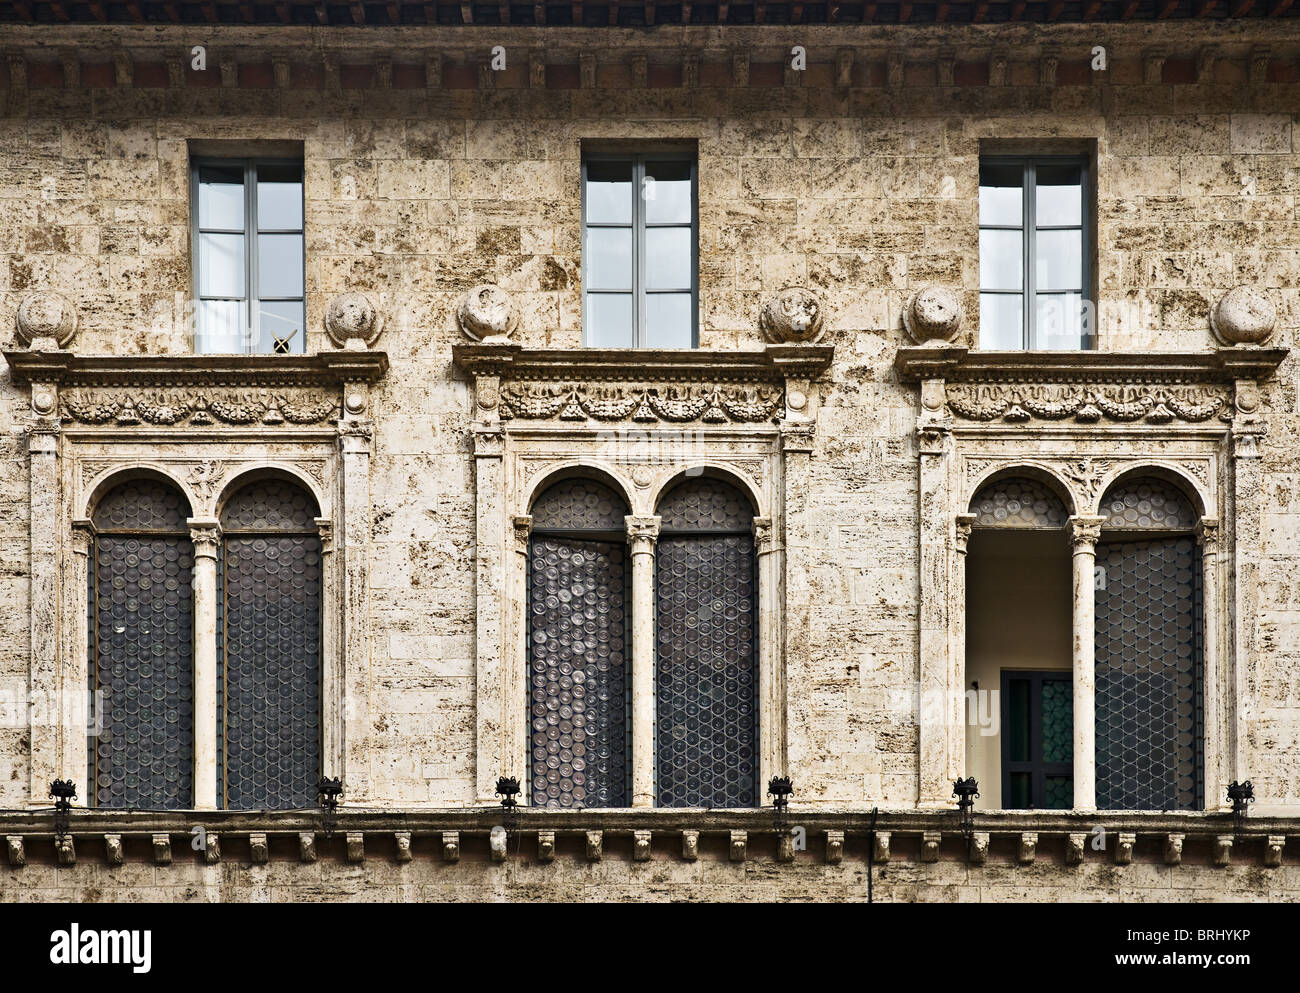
[526,472,758,809]
[88,473,323,810]
[964,470,1205,811]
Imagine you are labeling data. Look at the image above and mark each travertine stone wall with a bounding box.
[1,22,1298,830]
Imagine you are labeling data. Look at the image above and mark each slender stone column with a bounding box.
[626,515,660,808]
[314,517,340,777]
[28,417,60,804]
[916,416,954,808]
[1068,514,1106,814]
[338,418,375,803]
[1197,517,1224,809]
[1230,410,1265,790]
[67,519,95,794]
[752,515,783,791]
[188,519,221,811]
[472,423,506,803]
[952,513,976,797]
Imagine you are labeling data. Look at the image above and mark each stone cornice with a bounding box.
[1,808,1293,868]
[2,350,390,389]
[894,345,1290,386]
[452,343,834,384]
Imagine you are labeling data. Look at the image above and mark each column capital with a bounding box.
[472,423,505,458]
[779,421,816,454]
[1196,516,1220,553]
[1068,515,1107,551]
[314,516,334,554]
[752,515,779,556]
[187,518,221,557]
[954,513,977,554]
[337,418,374,454]
[625,515,661,553]
[70,518,94,556]
[512,514,533,555]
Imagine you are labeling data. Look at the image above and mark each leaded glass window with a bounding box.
[969,475,1069,528]
[655,477,758,808]
[219,479,322,809]
[89,480,195,809]
[1095,476,1204,810]
[527,479,631,808]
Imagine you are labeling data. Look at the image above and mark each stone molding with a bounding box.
[894,345,1288,425]
[1,809,1291,868]
[4,350,388,429]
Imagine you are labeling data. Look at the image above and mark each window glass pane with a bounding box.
[257,234,304,297]
[257,300,305,354]
[979,293,1023,349]
[1035,163,1083,227]
[586,227,633,290]
[197,299,246,352]
[646,293,693,348]
[1035,293,1087,350]
[1035,229,1082,291]
[1007,678,1030,762]
[198,232,245,297]
[586,293,634,347]
[979,162,1023,226]
[644,160,692,224]
[646,227,692,290]
[198,165,245,230]
[979,229,1022,291]
[1007,772,1032,809]
[585,160,633,224]
[256,163,303,230]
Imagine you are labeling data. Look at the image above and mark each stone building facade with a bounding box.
[0,6,1299,901]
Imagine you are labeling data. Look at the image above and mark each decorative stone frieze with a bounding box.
[14,292,76,349]
[759,287,825,344]
[903,286,964,345]
[324,292,382,350]
[3,351,388,431]
[457,284,518,342]
[1211,287,1277,347]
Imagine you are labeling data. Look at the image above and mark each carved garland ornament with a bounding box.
[59,390,340,426]
[499,382,784,424]
[945,383,1229,423]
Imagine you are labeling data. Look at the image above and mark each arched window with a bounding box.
[219,479,322,809]
[89,479,194,809]
[528,478,631,808]
[1095,476,1203,810]
[965,475,1072,810]
[655,476,757,808]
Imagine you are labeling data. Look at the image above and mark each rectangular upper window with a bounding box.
[979,157,1092,350]
[582,150,697,348]
[192,157,304,354]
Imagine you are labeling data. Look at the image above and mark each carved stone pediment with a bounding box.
[452,344,833,427]
[2,351,389,429]
[893,345,1288,427]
